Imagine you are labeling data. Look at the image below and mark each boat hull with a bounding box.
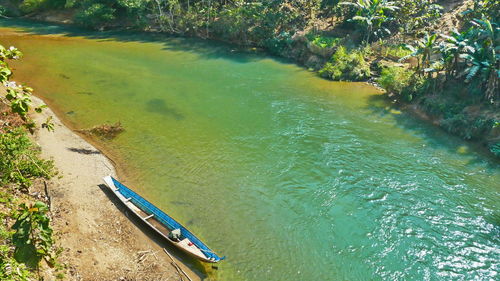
[103,176,221,263]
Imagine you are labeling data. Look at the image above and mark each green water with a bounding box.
[1,20,499,280]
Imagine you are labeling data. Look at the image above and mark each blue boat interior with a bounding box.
[110,177,224,262]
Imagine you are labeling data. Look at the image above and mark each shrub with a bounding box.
[490,142,500,157]
[0,129,54,188]
[318,46,371,81]
[307,34,342,49]
[263,32,293,55]
[19,0,66,14]
[440,114,494,140]
[74,3,116,29]
[378,66,413,94]
[379,44,413,59]
[13,201,55,268]
[378,65,428,101]
[0,244,34,280]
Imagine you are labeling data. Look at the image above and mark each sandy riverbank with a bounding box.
[32,96,202,281]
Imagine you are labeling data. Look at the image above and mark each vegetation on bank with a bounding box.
[0,0,499,157]
[1,44,63,280]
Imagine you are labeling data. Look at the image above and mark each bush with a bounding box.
[19,0,44,14]
[378,65,428,101]
[378,66,414,94]
[19,0,66,14]
[441,114,495,140]
[13,201,55,268]
[74,3,116,29]
[490,142,500,157]
[379,44,413,59]
[318,46,371,81]
[0,129,54,188]
[307,34,342,49]
[0,243,34,280]
[263,32,293,56]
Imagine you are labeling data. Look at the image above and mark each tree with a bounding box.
[339,0,399,42]
[459,18,499,101]
[395,0,442,34]
[440,29,475,78]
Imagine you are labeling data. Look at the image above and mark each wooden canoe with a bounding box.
[103,176,224,263]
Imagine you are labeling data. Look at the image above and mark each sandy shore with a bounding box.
[32,96,202,281]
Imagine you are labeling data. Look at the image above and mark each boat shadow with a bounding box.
[97,184,217,280]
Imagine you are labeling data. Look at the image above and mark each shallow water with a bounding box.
[1,20,499,281]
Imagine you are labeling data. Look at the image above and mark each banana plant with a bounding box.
[400,33,440,76]
[459,17,499,101]
[339,0,399,42]
[440,29,475,77]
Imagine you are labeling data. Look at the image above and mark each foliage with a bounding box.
[75,3,116,29]
[463,0,499,22]
[0,188,35,280]
[12,201,55,268]
[490,142,500,157]
[0,244,34,280]
[378,43,412,59]
[339,0,399,42]
[440,28,475,78]
[459,17,499,101]
[0,128,54,188]
[0,5,7,16]
[400,33,440,74]
[319,46,371,80]
[405,16,500,102]
[19,0,66,14]
[378,66,413,94]
[0,45,53,132]
[307,34,342,49]
[263,32,294,56]
[211,2,270,43]
[394,0,442,34]
[0,38,60,278]
[68,0,151,29]
[440,113,496,140]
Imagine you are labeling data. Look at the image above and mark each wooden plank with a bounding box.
[163,248,193,281]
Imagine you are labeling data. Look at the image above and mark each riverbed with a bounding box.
[1,20,498,280]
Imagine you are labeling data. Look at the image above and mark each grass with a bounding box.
[307,34,342,49]
[378,43,413,59]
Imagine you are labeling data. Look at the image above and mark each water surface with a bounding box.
[1,20,498,280]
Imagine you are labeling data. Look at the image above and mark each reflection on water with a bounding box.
[1,19,499,281]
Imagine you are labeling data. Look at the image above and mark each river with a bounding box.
[1,20,498,280]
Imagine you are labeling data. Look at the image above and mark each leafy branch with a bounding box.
[12,202,56,269]
[0,45,54,133]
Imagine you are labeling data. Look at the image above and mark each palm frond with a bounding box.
[465,65,481,82]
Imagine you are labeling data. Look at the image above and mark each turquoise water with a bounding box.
[1,20,499,280]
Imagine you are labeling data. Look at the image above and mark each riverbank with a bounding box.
[32,96,201,281]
